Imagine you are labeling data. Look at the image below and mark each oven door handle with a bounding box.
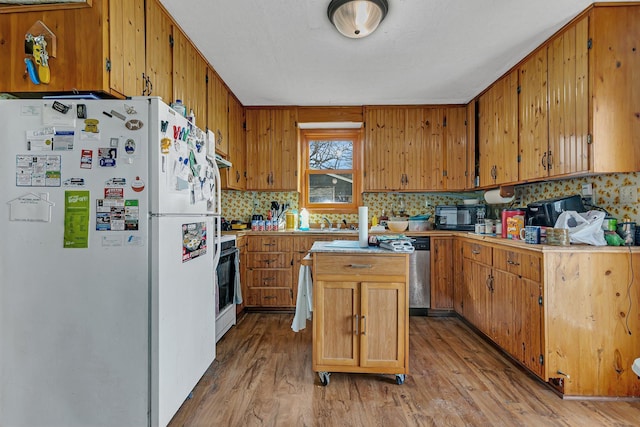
[219,247,239,258]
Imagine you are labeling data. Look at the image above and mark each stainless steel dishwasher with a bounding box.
[409,236,430,316]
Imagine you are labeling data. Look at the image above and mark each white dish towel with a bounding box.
[291,265,313,332]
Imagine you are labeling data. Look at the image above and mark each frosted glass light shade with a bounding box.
[328,0,388,39]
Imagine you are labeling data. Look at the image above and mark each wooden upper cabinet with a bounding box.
[547,15,589,177]
[421,107,444,190]
[590,5,640,173]
[270,108,299,191]
[477,70,519,187]
[443,106,468,190]
[145,0,173,102]
[364,106,465,192]
[518,48,549,181]
[0,0,145,96]
[246,108,298,191]
[206,70,229,157]
[108,0,145,97]
[364,107,406,191]
[172,29,207,126]
[223,94,246,191]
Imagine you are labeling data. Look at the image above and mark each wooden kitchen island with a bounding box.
[309,241,410,386]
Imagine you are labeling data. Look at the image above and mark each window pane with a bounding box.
[308,174,353,203]
[309,140,353,170]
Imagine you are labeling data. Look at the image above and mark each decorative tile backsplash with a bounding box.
[221,172,640,225]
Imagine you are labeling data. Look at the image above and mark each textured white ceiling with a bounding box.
[159,0,634,106]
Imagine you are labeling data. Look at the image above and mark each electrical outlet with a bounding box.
[620,185,637,205]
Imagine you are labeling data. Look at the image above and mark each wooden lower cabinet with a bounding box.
[459,236,640,397]
[243,233,358,309]
[244,235,294,308]
[461,240,545,379]
[312,252,409,378]
[544,251,640,397]
[430,237,454,311]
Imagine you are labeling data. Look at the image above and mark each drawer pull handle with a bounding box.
[264,295,276,299]
[471,250,480,255]
[263,259,277,264]
[507,259,520,266]
[263,243,276,247]
[348,264,372,269]
[354,314,359,335]
[362,315,367,335]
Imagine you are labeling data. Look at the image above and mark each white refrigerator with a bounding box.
[0,98,222,427]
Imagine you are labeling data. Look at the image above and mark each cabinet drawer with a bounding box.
[462,242,492,265]
[246,253,290,268]
[493,248,541,282]
[246,269,292,288]
[244,288,293,307]
[315,254,407,277]
[248,236,290,252]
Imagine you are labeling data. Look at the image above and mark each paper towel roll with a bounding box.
[359,206,368,248]
[484,189,515,205]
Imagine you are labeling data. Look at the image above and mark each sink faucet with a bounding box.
[321,216,333,229]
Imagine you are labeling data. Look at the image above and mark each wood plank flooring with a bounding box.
[169,314,640,427]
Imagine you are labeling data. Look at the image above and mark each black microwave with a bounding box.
[434,204,487,231]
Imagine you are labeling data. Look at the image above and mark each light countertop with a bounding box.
[309,240,408,254]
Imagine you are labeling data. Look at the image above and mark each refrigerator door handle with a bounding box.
[211,154,222,291]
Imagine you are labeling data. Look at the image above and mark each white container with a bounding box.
[299,208,309,230]
[171,99,186,117]
[408,220,429,231]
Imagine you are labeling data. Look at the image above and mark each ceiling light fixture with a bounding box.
[327,0,388,39]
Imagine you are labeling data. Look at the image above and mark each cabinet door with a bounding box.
[207,70,229,157]
[173,30,208,126]
[314,280,359,367]
[223,95,246,190]
[270,108,298,191]
[519,49,549,181]
[0,3,109,93]
[402,108,426,190]
[518,278,543,378]
[431,237,453,310]
[491,269,517,353]
[591,6,640,173]
[364,107,406,191]
[548,15,589,176]
[444,106,468,190]
[478,70,519,186]
[421,108,445,190]
[108,0,145,97]
[462,260,492,336]
[360,281,406,369]
[452,238,465,314]
[245,109,272,190]
[145,0,173,102]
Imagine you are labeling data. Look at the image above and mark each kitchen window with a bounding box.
[300,129,363,213]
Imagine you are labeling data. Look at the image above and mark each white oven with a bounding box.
[215,235,238,342]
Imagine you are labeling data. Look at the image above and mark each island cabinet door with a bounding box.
[360,281,406,370]
[314,281,359,367]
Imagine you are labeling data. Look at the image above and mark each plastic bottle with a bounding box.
[187,109,196,126]
[172,99,186,117]
[299,208,310,231]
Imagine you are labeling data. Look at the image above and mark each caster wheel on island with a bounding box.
[318,372,331,386]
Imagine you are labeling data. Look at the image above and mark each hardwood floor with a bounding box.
[169,314,640,427]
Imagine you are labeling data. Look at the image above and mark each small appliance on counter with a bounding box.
[525,194,586,227]
[434,204,487,231]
